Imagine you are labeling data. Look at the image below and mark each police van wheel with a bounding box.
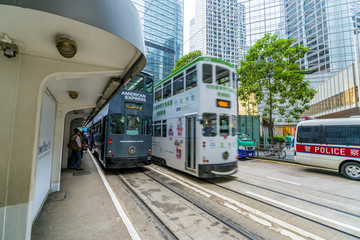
[341,162,360,180]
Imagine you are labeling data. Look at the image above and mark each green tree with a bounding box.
[237,33,316,145]
[171,50,202,73]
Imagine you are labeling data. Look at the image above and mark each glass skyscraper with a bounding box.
[237,0,360,86]
[189,0,246,67]
[131,0,184,83]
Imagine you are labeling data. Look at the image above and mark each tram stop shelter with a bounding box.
[0,1,146,239]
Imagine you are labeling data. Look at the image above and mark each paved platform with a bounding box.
[31,151,132,240]
[31,148,296,239]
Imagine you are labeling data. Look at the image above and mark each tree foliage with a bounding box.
[237,33,316,142]
[171,50,202,73]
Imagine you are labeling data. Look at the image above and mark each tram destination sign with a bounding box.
[216,99,231,108]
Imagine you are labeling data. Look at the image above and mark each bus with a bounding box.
[152,56,238,178]
[294,117,360,180]
[87,72,153,168]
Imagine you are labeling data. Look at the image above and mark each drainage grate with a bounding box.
[73,171,92,176]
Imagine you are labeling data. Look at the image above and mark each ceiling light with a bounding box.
[56,36,77,58]
[69,91,79,99]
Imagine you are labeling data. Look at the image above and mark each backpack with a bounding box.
[68,136,80,150]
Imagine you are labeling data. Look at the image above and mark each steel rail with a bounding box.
[140,169,258,240]
[116,171,179,240]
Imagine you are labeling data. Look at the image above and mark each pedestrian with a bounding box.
[69,128,84,170]
[285,133,292,149]
[292,136,295,148]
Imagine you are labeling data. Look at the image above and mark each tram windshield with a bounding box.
[219,114,229,136]
[125,75,144,92]
[216,66,230,87]
[141,116,152,135]
[126,115,140,135]
[109,113,125,134]
[202,113,217,136]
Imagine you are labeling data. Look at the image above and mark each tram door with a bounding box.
[186,115,197,170]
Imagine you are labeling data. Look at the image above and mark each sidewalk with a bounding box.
[31,152,132,240]
[251,147,296,162]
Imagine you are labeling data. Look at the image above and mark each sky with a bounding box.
[183,0,195,54]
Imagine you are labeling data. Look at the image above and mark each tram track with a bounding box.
[139,169,258,240]
[116,171,179,240]
[223,177,360,218]
[116,168,258,240]
[148,165,360,239]
[205,178,360,239]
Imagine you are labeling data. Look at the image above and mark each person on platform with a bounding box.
[70,128,84,170]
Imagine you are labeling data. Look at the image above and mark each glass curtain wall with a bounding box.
[131,0,184,83]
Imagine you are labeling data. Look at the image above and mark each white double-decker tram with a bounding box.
[152,57,238,178]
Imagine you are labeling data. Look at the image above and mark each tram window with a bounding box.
[216,66,230,87]
[109,113,125,134]
[146,77,153,94]
[231,115,237,136]
[155,88,162,102]
[162,120,167,137]
[220,114,230,137]
[154,121,161,137]
[163,80,172,99]
[203,64,212,83]
[173,73,184,96]
[141,116,152,135]
[125,75,144,92]
[126,115,140,135]
[202,113,217,137]
[186,66,197,90]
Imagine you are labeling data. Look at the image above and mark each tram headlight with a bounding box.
[238,146,245,150]
[128,146,136,155]
[222,151,229,160]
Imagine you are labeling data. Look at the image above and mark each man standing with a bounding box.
[285,133,292,149]
[70,128,84,170]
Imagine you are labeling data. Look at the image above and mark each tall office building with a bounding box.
[131,0,184,82]
[283,0,359,86]
[237,0,359,133]
[189,0,246,67]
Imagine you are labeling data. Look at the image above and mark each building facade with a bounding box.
[189,0,246,67]
[237,0,360,137]
[284,0,360,86]
[131,0,184,83]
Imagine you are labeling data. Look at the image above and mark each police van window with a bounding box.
[325,125,360,146]
[297,126,323,144]
[141,116,152,135]
[154,121,161,137]
[173,73,184,96]
[126,115,140,135]
[220,114,230,136]
[146,77,153,94]
[109,113,125,134]
[186,66,197,90]
[163,80,172,99]
[125,75,144,92]
[216,66,230,87]
[162,120,167,137]
[155,87,162,102]
[203,64,212,83]
[202,113,217,136]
